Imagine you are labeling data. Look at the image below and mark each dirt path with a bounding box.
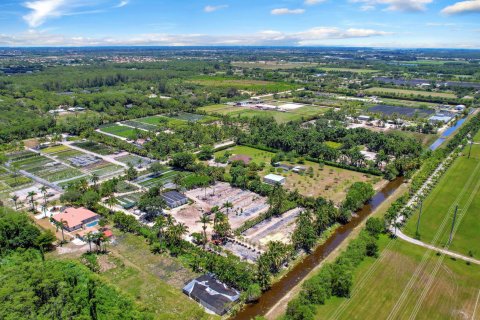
[395,229,480,266]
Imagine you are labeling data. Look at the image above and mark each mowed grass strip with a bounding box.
[364,87,457,99]
[404,143,480,257]
[314,235,480,320]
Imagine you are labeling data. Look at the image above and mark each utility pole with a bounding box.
[448,205,459,245]
[468,139,474,159]
[416,200,423,236]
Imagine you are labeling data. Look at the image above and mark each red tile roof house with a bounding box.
[52,207,100,232]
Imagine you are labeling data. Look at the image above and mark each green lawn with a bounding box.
[100,125,139,138]
[314,235,480,320]
[364,87,457,99]
[404,143,480,257]
[215,145,274,164]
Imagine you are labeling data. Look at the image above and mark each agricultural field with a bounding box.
[364,87,457,99]
[72,141,118,155]
[404,142,480,257]
[199,104,330,123]
[215,145,385,203]
[136,169,185,189]
[114,154,153,168]
[187,76,299,92]
[313,235,480,320]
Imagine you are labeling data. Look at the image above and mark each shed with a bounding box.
[264,174,286,185]
[183,274,240,315]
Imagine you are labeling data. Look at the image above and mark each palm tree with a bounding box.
[154,215,167,241]
[90,173,99,189]
[51,217,68,245]
[12,163,20,185]
[27,191,37,211]
[106,195,119,212]
[40,186,48,206]
[173,173,184,191]
[222,201,233,215]
[85,232,94,252]
[11,195,19,210]
[197,213,212,249]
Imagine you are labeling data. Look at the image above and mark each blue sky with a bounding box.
[0,0,479,47]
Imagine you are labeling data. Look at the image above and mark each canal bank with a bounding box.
[231,177,407,320]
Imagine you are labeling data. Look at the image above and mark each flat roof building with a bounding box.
[183,274,240,315]
[264,173,286,185]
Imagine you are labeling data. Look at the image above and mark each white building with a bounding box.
[264,174,286,185]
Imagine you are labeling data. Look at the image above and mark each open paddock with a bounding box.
[186,182,269,229]
[232,61,318,70]
[242,207,302,249]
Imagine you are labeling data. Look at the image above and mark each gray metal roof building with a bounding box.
[161,191,188,208]
[183,274,240,315]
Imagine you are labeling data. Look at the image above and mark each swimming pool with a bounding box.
[85,220,99,228]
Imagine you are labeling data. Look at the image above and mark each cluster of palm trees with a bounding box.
[84,231,109,253]
[196,204,232,248]
[153,214,189,250]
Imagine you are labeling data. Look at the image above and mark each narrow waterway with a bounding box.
[231,177,405,320]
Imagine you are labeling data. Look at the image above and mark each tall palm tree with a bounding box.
[197,213,211,249]
[90,173,99,189]
[11,195,19,210]
[173,173,184,191]
[40,186,48,206]
[154,215,167,241]
[51,217,68,245]
[85,232,94,252]
[27,191,37,211]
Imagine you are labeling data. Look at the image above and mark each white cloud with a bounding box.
[350,0,432,12]
[0,26,390,46]
[442,0,480,15]
[23,0,66,27]
[304,0,326,5]
[22,0,110,27]
[271,8,306,15]
[115,0,129,8]
[204,4,228,13]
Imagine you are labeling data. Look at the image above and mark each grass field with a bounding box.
[100,124,138,139]
[404,141,480,257]
[314,235,480,320]
[215,145,383,203]
[198,104,329,123]
[364,87,457,99]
